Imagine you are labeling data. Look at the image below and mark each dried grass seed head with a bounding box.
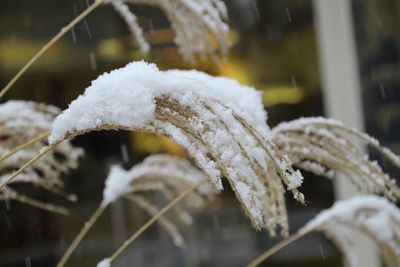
[0,100,83,211]
[104,0,230,63]
[301,195,400,267]
[102,154,213,246]
[48,61,304,236]
[271,117,400,201]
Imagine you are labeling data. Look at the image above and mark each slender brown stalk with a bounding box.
[37,182,77,202]
[0,131,50,163]
[9,193,69,215]
[246,231,308,267]
[0,0,103,99]
[0,141,61,190]
[56,204,106,267]
[108,179,205,262]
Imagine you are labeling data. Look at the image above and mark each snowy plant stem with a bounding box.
[11,194,69,215]
[108,179,205,262]
[0,141,61,190]
[246,230,309,267]
[0,131,50,163]
[56,204,106,267]
[0,0,103,99]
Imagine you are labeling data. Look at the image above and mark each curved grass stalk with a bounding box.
[0,0,103,99]
[246,231,306,267]
[56,204,106,267]
[0,131,50,163]
[1,189,69,215]
[37,181,77,202]
[125,195,185,247]
[105,179,204,264]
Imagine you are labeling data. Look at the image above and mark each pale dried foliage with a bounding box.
[104,0,230,62]
[56,154,211,267]
[51,95,305,237]
[271,117,400,201]
[321,225,359,267]
[5,62,400,243]
[103,154,214,246]
[0,101,83,214]
[301,196,400,267]
[247,196,400,267]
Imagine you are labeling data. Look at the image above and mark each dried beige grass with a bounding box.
[247,195,400,267]
[55,96,305,236]
[107,0,230,62]
[2,95,306,237]
[272,117,400,201]
[0,101,83,214]
[56,154,211,267]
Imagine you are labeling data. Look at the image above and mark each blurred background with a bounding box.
[0,0,399,266]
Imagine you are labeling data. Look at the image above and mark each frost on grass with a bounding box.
[271,117,400,201]
[48,61,304,236]
[0,101,83,214]
[104,0,230,63]
[102,154,214,246]
[301,195,400,267]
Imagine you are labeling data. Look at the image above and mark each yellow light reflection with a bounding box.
[262,86,304,107]
[129,132,186,157]
[98,38,124,59]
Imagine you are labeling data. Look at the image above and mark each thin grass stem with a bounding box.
[246,230,308,267]
[0,141,61,190]
[56,204,107,267]
[108,179,205,262]
[9,193,69,215]
[0,0,103,99]
[37,182,77,202]
[0,131,50,163]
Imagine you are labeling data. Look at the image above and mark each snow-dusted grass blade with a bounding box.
[247,195,400,267]
[0,101,83,213]
[272,117,400,201]
[56,154,211,267]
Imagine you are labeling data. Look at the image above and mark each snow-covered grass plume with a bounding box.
[56,154,213,267]
[272,117,400,201]
[102,154,214,246]
[247,195,400,267]
[48,60,305,236]
[104,0,230,62]
[301,195,400,267]
[0,101,83,214]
